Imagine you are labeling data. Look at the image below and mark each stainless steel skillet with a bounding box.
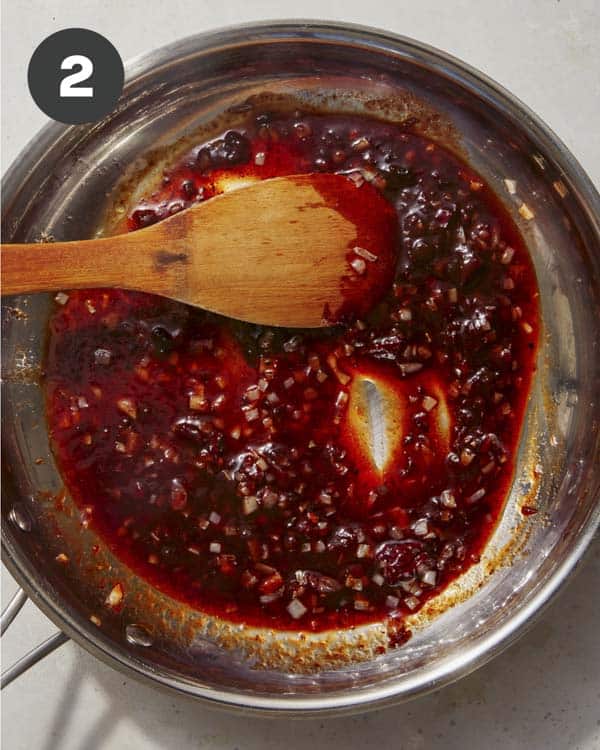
[2,21,599,715]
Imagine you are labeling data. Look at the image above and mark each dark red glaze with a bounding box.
[45,111,540,636]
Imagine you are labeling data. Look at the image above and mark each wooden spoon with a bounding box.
[1,173,397,327]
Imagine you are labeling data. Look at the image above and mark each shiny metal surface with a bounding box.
[1,629,69,689]
[1,586,69,687]
[2,21,599,714]
[1,587,28,635]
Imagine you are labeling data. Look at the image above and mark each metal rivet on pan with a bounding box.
[125,623,153,647]
[8,503,33,532]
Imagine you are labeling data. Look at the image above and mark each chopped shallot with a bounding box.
[353,246,378,262]
[287,598,307,619]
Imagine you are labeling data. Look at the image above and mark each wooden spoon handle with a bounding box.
[1,233,187,297]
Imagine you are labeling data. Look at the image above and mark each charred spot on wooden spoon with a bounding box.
[154,250,189,270]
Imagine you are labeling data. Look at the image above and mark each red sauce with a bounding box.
[45,111,539,636]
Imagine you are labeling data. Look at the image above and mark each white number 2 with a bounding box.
[59,55,94,98]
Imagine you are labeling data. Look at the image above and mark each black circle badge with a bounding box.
[28,28,124,125]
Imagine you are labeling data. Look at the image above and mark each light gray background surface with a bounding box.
[1,1,599,748]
